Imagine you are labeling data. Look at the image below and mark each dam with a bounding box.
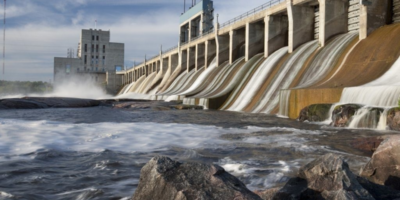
[117,0,400,125]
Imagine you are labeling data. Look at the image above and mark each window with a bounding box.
[115,66,122,72]
[96,36,99,41]
[96,56,98,64]
[84,44,87,52]
[91,56,94,64]
[96,45,99,53]
[92,35,95,40]
[91,44,94,52]
[66,65,71,74]
[77,68,80,72]
[84,55,87,64]
[103,45,105,53]
[102,56,105,65]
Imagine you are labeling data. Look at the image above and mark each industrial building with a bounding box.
[54,29,124,94]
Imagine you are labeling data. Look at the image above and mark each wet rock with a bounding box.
[0,97,100,109]
[132,156,262,200]
[387,108,400,131]
[360,135,400,190]
[0,99,49,109]
[356,176,400,200]
[273,153,374,200]
[298,104,332,122]
[254,188,280,200]
[172,105,203,110]
[351,137,384,155]
[331,104,362,127]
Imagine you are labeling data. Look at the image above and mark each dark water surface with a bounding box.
[0,104,396,200]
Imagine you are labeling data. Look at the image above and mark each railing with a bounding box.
[190,29,215,42]
[220,0,285,29]
[163,45,178,54]
[121,0,286,74]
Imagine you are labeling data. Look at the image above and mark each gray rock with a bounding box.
[273,154,374,200]
[0,97,100,109]
[361,135,400,190]
[132,156,262,200]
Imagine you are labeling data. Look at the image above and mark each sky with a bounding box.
[0,0,270,82]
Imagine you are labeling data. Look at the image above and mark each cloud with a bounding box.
[0,0,273,81]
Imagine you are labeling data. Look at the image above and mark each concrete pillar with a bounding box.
[287,1,314,53]
[318,0,349,47]
[246,22,265,61]
[359,0,392,40]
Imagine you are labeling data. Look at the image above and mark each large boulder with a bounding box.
[132,156,262,200]
[298,104,332,122]
[273,154,374,200]
[361,135,400,190]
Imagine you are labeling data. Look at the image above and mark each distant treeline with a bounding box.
[0,80,53,96]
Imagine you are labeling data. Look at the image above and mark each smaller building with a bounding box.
[54,29,124,94]
[180,0,214,44]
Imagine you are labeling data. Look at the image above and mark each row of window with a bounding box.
[84,44,106,53]
[65,65,107,73]
[84,55,106,65]
[92,35,99,41]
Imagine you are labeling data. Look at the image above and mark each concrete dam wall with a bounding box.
[117,0,400,120]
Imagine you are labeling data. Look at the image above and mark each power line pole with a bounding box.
[2,0,6,77]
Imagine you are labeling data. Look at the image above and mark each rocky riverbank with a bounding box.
[0,97,204,111]
[298,104,400,130]
[131,135,400,200]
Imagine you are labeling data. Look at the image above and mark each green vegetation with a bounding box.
[0,80,53,97]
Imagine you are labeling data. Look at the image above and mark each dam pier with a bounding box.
[118,0,400,122]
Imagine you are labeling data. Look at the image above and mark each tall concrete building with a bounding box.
[54,29,124,94]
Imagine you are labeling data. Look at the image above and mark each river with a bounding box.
[0,103,394,200]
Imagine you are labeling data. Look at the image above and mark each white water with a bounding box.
[296,32,358,88]
[220,54,264,110]
[0,119,276,160]
[180,59,217,96]
[227,47,288,112]
[253,41,319,113]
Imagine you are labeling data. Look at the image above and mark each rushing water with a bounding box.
[0,104,391,200]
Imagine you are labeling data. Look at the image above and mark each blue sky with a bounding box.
[0,0,268,82]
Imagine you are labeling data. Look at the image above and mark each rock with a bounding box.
[360,135,400,190]
[387,108,400,131]
[254,188,280,200]
[26,97,100,108]
[132,156,262,200]
[0,99,49,109]
[298,104,332,122]
[331,104,362,127]
[274,153,374,200]
[356,176,400,200]
[0,97,100,109]
[172,105,203,110]
[351,137,383,155]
